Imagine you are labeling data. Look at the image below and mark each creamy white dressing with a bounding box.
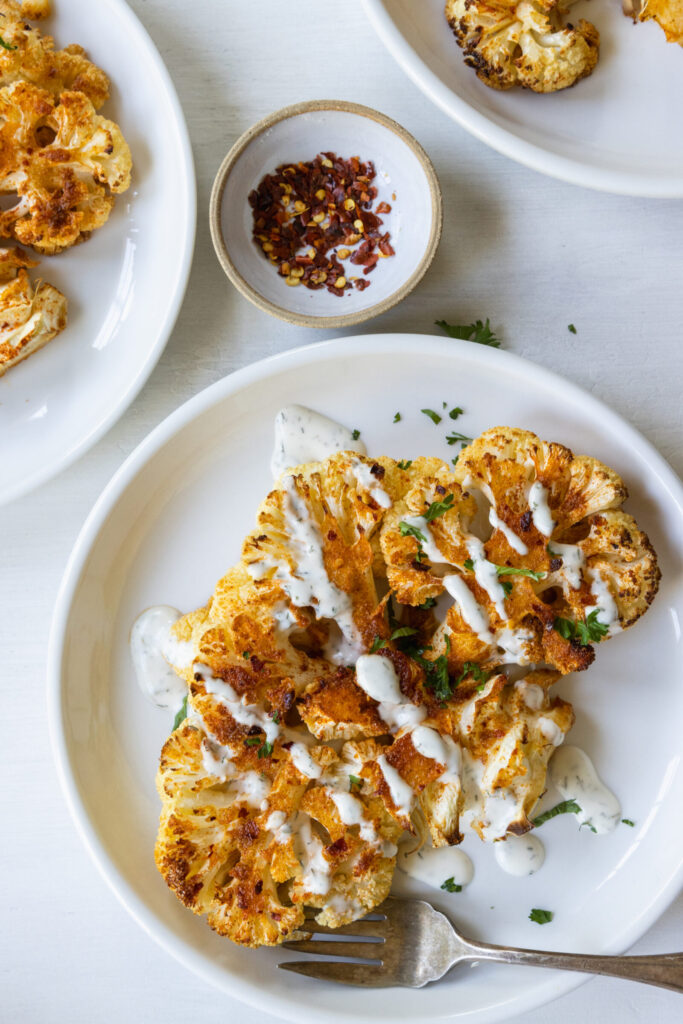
[495,626,533,663]
[586,568,622,636]
[550,745,621,834]
[288,741,323,779]
[195,663,281,744]
[514,679,545,711]
[400,514,445,563]
[355,654,427,731]
[329,789,377,843]
[488,507,529,555]
[465,536,507,620]
[528,481,555,537]
[398,843,474,890]
[348,457,392,509]
[411,726,461,783]
[270,405,366,479]
[538,716,565,747]
[266,810,287,831]
[130,605,190,711]
[494,834,545,877]
[443,573,494,646]
[294,814,332,894]
[549,541,585,590]
[376,754,414,817]
[461,749,522,841]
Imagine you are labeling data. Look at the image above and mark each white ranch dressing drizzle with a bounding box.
[355,654,427,731]
[528,481,555,537]
[538,716,565,747]
[288,741,322,779]
[495,626,533,663]
[329,789,377,843]
[398,843,474,890]
[411,726,461,783]
[270,405,366,478]
[400,514,445,563]
[488,507,529,555]
[376,754,415,817]
[494,834,545,877]
[550,746,621,834]
[295,814,332,894]
[443,574,494,645]
[461,749,523,841]
[348,457,392,509]
[586,568,622,636]
[549,541,585,590]
[514,679,545,710]
[195,663,280,745]
[130,605,191,711]
[465,536,507,620]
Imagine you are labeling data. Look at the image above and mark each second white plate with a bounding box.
[49,334,683,1024]
[363,0,683,196]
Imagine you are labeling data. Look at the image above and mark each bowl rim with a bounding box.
[209,99,443,329]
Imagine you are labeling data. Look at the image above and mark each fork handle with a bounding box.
[465,942,683,993]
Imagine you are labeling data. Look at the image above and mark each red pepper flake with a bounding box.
[248,152,396,296]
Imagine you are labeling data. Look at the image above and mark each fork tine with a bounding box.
[282,939,383,959]
[278,960,390,987]
[300,918,388,937]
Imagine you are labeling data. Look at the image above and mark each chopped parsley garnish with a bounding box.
[389,626,419,642]
[369,635,386,654]
[271,710,280,724]
[554,609,609,646]
[441,877,462,893]
[449,406,463,420]
[568,323,577,334]
[172,696,188,731]
[446,431,472,446]
[245,736,273,758]
[529,908,553,925]
[257,740,273,759]
[622,819,635,827]
[454,661,489,690]
[435,317,501,348]
[0,36,17,51]
[532,799,582,827]
[424,493,455,521]
[399,520,428,559]
[393,412,401,423]
[418,597,437,610]
[462,559,545,585]
[500,580,513,597]
[351,428,361,440]
[242,650,251,659]
[421,408,442,425]
[451,455,459,467]
[580,821,598,834]
[244,736,261,747]
[397,459,412,470]
[349,775,362,791]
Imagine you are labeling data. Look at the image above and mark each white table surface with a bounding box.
[2,1,681,1021]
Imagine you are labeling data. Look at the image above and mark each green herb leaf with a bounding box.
[454,661,490,691]
[421,408,442,425]
[463,558,474,572]
[580,821,598,834]
[257,741,273,759]
[440,877,462,893]
[568,324,577,334]
[0,36,17,51]
[418,597,437,610]
[446,431,473,446]
[244,736,261,747]
[621,818,635,827]
[500,580,513,597]
[449,406,464,420]
[532,799,582,827]
[554,610,609,646]
[529,908,553,925]
[351,428,361,440]
[451,455,459,467]
[369,635,386,654]
[349,774,362,791]
[242,650,251,659]
[271,711,280,724]
[393,412,401,423]
[397,459,412,470]
[496,565,546,582]
[399,520,427,545]
[172,696,188,731]
[553,616,575,640]
[436,317,501,348]
[390,626,419,642]
[424,493,455,522]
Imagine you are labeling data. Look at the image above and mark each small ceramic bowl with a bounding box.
[209,100,442,329]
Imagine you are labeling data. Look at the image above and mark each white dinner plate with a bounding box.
[49,334,683,1024]
[363,0,683,196]
[0,0,195,505]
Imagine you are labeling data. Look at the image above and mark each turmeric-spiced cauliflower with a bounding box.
[624,0,683,44]
[0,244,66,375]
[153,431,658,947]
[444,0,600,92]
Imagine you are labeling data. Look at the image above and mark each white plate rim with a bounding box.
[361,0,683,198]
[47,333,683,1024]
[2,0,197,507]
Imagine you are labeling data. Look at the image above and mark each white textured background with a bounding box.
[1,1,681,1022]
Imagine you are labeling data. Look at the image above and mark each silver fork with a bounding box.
[279,897,683,991]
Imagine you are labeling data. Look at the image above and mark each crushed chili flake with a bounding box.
[248,152,396,296]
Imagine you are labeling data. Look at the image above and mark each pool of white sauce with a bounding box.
[130,605,190,712]
[398,843,474,890]
[550,746,621,834]
[494,834,545,877]
[271,405,366,478]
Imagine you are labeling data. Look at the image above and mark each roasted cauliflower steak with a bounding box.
[0,244,66,374]
[153,430,658,947]
[444,0,600,92]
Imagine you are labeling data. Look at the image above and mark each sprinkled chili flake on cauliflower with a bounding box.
[248,152,395,295]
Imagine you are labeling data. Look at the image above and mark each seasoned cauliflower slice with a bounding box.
[0,81,132,253]
[624,0,683,44]
[0,1,109,107]
[0,244,66,375]
[445,0,599,92]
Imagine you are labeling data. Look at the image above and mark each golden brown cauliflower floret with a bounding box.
[0,244,66,375]
[445,0,599,92]
[624,0,683,44]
